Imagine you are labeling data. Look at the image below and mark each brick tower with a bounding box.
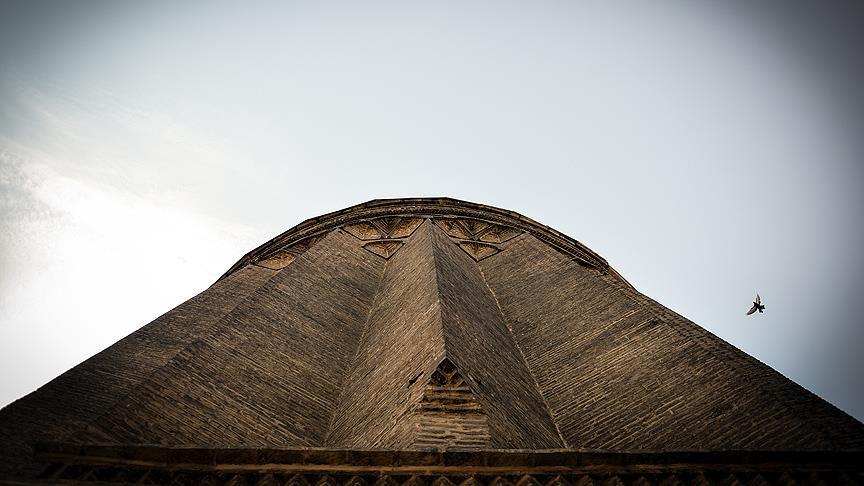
[1,198,862,484]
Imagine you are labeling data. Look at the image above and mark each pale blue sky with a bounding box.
[1,1,863,421]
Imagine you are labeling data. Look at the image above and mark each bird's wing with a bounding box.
[755,292,761,304]
[746,304,758,315]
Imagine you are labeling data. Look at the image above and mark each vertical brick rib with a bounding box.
[429,223,563,449]
[325,220,446,448]
[327,221,563,449]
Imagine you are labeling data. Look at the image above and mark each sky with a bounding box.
[1,1,863,422]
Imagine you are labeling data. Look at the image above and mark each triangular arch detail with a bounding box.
[414,358,490,449]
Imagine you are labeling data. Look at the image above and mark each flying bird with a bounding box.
[746,293,765,315]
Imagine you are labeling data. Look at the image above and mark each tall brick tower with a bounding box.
[1,198,862,484]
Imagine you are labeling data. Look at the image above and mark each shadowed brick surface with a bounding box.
[480,232,864,450]
[80,230,385,447]
[0,263,278,477]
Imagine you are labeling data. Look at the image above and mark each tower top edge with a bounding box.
[217,197,629,287]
